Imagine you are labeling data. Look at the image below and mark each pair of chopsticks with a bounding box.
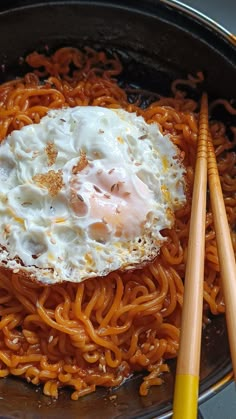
[172,93,236,419]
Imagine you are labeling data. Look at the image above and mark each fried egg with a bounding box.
[0,106,186,284]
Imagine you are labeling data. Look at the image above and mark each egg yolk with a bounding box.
[69,164,153,241]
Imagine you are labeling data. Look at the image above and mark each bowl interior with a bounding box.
[0,1,234,418]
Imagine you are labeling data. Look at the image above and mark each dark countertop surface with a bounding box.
[183,0,235,33]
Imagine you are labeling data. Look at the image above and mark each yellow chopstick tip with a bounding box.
[173,374,199,419]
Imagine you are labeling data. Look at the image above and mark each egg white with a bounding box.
[0,106,186,284]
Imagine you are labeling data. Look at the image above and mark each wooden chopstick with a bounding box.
[172,93,209,419]
[207,131,236,378]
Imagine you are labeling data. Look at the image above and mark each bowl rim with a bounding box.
[161,0,236,47]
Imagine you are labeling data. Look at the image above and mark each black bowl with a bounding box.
[0,1,235,418]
